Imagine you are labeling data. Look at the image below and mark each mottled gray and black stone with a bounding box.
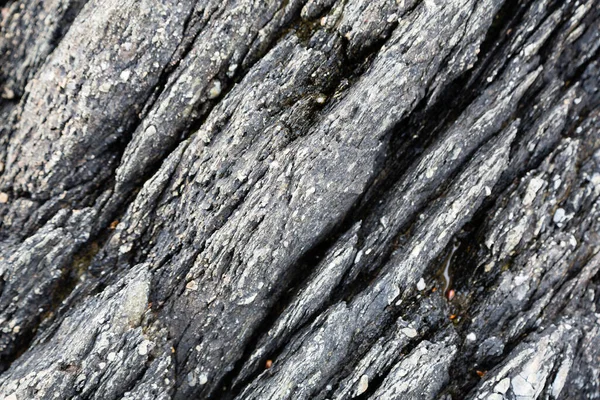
[0,0,599,398]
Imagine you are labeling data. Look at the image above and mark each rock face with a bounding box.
[0,0,599,398]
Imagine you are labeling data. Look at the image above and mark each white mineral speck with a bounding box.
[416,278,426,291]
[0,192,8,203]
[553,176,562,190]
[199,373,208,385]
[138,340,151,356]
[354,250,363,264]
[402,327,418,338]
[466,332,477,342]
[569,235,577,248]
[107,352,116,362]
[120,70,131,82]
[523,177,545,206]
[237,293,258,305]
[2,87,15,99]
[186,280,198,291]
[145,125,157,136]
[99,82,112,93]
[426,166,435,178]
[553,208,566,224]
[187,371,197,387]
[357,375,369,396]
[208,80,222,99]
[119,242,133,254]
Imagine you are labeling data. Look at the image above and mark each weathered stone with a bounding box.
[0,0,598,399]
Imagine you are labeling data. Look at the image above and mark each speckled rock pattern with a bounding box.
[0,0,598,399]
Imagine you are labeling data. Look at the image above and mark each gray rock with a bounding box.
[0,0,599,399]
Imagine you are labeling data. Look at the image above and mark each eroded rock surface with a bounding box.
[0,0,599,398]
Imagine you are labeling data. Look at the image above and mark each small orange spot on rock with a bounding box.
[476,370,486,378]
[265,359,273,369]
[449,314,457,320]
[109,220,119,229]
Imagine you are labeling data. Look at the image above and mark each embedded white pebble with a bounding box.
[208,80,222,99]
[357,375,369,396]
[199,373,208,385]
[466,332,477,342]
[227,63,238,77]
[107,352,117,362]
[401,327,418,338]
[187,371,197,387]
[416,278,426,291]
[138,340,151,356]
[120,70,131,81]
[553,208,566,224]
[569,235,577,248]
[145,125,157,136]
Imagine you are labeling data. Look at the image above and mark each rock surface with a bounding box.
[0,0,599,398]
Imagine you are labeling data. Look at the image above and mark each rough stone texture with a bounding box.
[0,0,599,399]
